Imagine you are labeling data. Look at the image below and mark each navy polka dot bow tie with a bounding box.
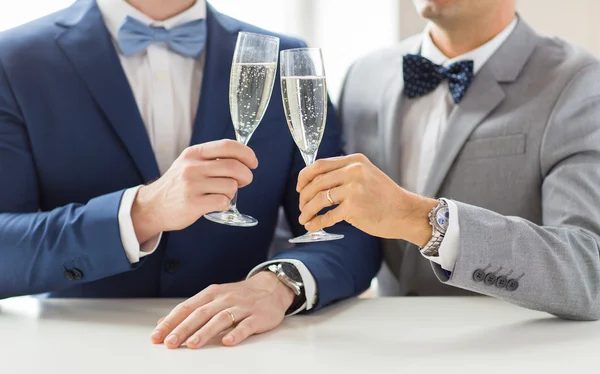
[403,54,475,104]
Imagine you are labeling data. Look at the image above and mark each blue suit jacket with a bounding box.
[0,0,381,307]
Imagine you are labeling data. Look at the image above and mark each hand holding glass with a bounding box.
[205,32,279,227]
[280,48,344,243]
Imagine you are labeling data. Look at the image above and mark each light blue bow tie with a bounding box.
[117,16,207,58]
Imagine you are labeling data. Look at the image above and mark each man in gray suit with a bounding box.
[295,0,600,320]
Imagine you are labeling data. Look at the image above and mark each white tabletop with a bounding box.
[1,297,598,374]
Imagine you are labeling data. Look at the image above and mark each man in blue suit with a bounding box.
[0,0,380,348]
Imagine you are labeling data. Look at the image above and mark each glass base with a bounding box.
[204,209,258,227]
[289,230,344,243]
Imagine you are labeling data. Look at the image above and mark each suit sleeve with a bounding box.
[0,59,135,299]
[431,64,600,320]
[271,41,382,310]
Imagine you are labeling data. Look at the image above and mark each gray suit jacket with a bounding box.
[339,19,600,320]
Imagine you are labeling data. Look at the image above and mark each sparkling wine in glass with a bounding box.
[280,48,344,243]
[204,32,279,227]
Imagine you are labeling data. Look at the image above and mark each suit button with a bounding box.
[71,269,83,280]
[506,279,519,291]
[64,269,83,280]
[484,273,496,286]
[472,269,485,282]
[495,276,507,288]
[164,259,180,274]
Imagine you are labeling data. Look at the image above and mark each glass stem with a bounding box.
[229,190,240,213]
[227,136,252,214]
[303,152,317,168]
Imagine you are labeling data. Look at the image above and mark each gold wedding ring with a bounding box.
[225,310,236,326]
[326,189,335,205]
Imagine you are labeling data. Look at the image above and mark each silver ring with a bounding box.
[326,189,335,205]
[225,310,236,326]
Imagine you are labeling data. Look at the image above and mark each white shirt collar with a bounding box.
[97,0,207,40]
[420,17,518,74]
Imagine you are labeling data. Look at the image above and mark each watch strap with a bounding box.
[265,263,307,315]
[420,230,445,257]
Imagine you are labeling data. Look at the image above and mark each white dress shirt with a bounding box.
[401,19,518,271]
[97,0,316,312]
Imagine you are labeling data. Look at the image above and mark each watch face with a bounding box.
[434,207,450,231]
[280,263,302,283]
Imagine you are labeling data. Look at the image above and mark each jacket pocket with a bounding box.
[460,134,526,160]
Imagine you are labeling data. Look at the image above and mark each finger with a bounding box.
[194,194,231,214]
[203,159,254,188]
[150,289,216,344]
[297,155,359,192]
[164,303,224,349]
[184,139,258,169]
[151,306,190,345]
[186,308,249,349]
[198,177,239,200]
[222,317,258,347]
[299,167,347,210]
[299,186,346,225]
[157,317,165,325]
[305,204,347,231]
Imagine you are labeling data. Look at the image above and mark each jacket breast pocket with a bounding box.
[460,134,527,160]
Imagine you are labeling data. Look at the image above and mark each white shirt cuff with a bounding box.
[421,199,460,272]
[118,186,162,264]
[247,259,317,316]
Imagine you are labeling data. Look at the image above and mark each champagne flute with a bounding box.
[280,48,344,243]
[204,32,279,227]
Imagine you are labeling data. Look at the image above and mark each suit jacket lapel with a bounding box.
[190,5,239,146]
[421,68,505,197]
[55,0,160,183]
[381,40,421,182]
[380,70,404,182]
[421,18,539,197]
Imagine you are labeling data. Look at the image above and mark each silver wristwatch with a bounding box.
[420,198,450,257]
[266,263,303,296]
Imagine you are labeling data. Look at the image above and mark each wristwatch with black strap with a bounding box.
[264,263,307,315]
